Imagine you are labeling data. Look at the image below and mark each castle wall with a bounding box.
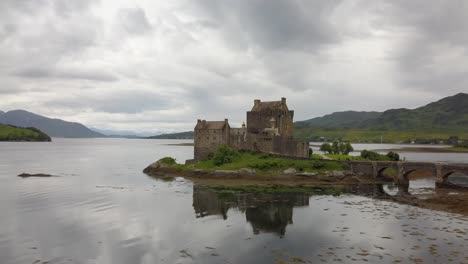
[229,127,249,150]
[193,98,309,161]
[272,136,309,158]
[195,127,230,160]
[246,110,294,138]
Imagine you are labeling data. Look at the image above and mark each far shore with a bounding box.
[371,147,468,153]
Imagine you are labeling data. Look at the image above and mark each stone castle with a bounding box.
[193,98,309,161]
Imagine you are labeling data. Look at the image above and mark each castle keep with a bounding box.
[194,98,309,160]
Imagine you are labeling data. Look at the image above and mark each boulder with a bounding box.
[18,173,54,178]
[331,170,345,177]
[282,168,297,175]
[238,168,256,176]
[296,172,317,177]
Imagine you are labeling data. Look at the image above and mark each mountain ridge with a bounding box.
[294,93,468,142]
[296,93,468,131]
[0,110,104,138]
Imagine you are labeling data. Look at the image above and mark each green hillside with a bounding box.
[294,93,468,143]
[0,124,52,142]
[148,131,194,139]
[296,111,381,128]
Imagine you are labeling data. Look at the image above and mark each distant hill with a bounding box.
[294,93,468,143]
[148,131,194,139]
[0,124,51,142]
[0,110,104,138]
[363,93,468,130]
[90,127,151,138]
[295,111,381,128]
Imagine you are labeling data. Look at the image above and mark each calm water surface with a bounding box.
[1,138,468,264]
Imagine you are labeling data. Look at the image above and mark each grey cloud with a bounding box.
[1,0,467,133]
[194,0,342,51]
[117,7,152,35]
[52,0,97,17]
[0,23,16,42]
[379,1,468,94]
[47,90,171,114]
[14,67,118,82]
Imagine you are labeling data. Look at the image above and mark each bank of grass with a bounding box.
[170,151,347,175]
[0,124,51,142]
[446,146,468,153]
[310,154,324,159]
[325,154,365,161]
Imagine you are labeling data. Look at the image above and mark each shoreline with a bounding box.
[144,166,468,216]
[143,158,468,216]
[372,147,468,153]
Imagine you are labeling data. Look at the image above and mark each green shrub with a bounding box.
[212,145,240,166]
[360,150,399,161]
[160,157,176,165]
[311,161,326,169]
[360,150,383,160]
[386,151,400,161]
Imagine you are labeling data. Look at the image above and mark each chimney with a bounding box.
[224,118,228,124]
[242,122,246,128]
[281,97,286,105]
[254,99,260,105]
[197,119,201,123]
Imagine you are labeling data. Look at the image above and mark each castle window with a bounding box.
[213,137,216,140]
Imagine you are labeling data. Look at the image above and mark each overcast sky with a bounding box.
[1,0,467,134]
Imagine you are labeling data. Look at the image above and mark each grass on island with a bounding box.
[162,148,347,175]
[323,150,398,162]
[325,154,365,161]
[0,124,51,142]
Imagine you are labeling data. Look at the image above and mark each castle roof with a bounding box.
[251,98,289,112]
[195,120,228,130]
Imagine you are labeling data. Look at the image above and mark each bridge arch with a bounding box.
[440,170,468,188]
[375,166,397,181]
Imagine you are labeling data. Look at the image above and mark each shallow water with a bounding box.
[1,138,468,264]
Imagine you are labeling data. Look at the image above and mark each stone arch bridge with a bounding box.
[348,161,468,187]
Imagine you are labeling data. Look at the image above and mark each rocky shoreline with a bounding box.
[143,158,382,185]
[143,158,468,216]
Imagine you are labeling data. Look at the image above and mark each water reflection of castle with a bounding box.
[192,186,310,237]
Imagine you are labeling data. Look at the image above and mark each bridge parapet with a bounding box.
[348,160,468,188]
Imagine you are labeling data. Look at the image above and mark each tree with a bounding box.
[309,148,313,157]
[320,143,331,154]
[331,141,340,154]
[386,151,400,161]
[340,142,354,155]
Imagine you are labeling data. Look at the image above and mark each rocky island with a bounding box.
[0,124,51,142]
[144,97,468,216]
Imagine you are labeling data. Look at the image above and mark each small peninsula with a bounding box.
[0,124,51,142]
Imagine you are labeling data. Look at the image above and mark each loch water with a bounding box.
[1,139,468,264]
